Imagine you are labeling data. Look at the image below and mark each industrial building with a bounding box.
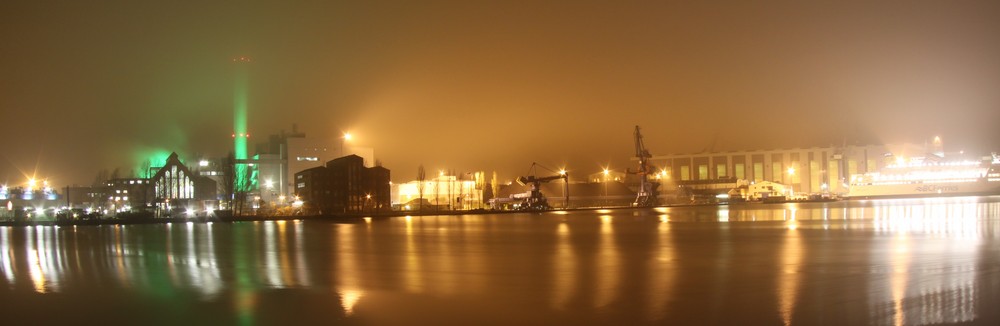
[393,174,487,211]
[1,184,63,220]
[57,152,218,217]
[149,152,218,214]
[645,143,928,196]
[254,125,376,204]
[294,154,390,215]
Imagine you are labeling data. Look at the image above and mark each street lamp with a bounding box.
[559,168,568,209]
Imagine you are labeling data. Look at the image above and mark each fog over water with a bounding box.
[2,196,999,324]
[2,1,1000,185]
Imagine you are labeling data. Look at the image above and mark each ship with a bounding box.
[847,153,1000,199]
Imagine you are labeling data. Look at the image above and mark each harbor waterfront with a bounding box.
[2,196,999,325]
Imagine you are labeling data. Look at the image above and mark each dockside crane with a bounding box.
[514,163,569,210]
[630,125,660,207]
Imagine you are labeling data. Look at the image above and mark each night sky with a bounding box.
[2,1,1000,186]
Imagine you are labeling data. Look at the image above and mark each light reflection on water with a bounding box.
[595,215,618,309]
[778,228,802,326]
[551,222,574,310]
[0,196,998,324]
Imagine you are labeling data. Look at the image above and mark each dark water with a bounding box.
[2,197,1000,325]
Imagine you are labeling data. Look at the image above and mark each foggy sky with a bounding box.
[2,0,1000,186]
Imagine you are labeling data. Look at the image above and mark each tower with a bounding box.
[233,56,252,192]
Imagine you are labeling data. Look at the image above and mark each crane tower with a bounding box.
[632,126,660,207]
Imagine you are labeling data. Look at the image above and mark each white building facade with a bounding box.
[649,144,896,195]
[393,175,485,210]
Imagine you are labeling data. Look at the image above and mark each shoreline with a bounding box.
[0,199,843,227]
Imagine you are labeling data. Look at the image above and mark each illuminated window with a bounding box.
[734,163,745,179]
[716,164,726,178]
[828,161,839,186]
[680,166,691,181]
[810,160,820,191]
[297,157,319,162]
[698,165,708,180]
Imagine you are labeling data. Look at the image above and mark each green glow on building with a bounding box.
[133,149,174,178]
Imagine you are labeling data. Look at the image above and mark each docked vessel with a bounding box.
[847,154,1000,199]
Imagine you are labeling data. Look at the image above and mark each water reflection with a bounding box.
[0,197,997,324]
[551,222,575,310]
[777,228,802,326]
[335,222,363,315]
[595,215,618,309]
[646,215,674,320]
[402,215,423,293]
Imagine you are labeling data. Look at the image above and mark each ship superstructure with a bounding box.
[847,153,1000,199]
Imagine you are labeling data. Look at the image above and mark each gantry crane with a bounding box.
[514,163,569,210]
[630,125,660,207]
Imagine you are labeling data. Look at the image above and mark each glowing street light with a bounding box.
[602,167,611,207]
[341,132,353,157]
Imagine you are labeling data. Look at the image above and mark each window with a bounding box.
[810,160,821,191]
[734,163,745,179]
[680,166,691,181]
[698,165,708,180]
[297,156,319,162]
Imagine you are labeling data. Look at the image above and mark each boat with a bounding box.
[847,154,1000,199]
